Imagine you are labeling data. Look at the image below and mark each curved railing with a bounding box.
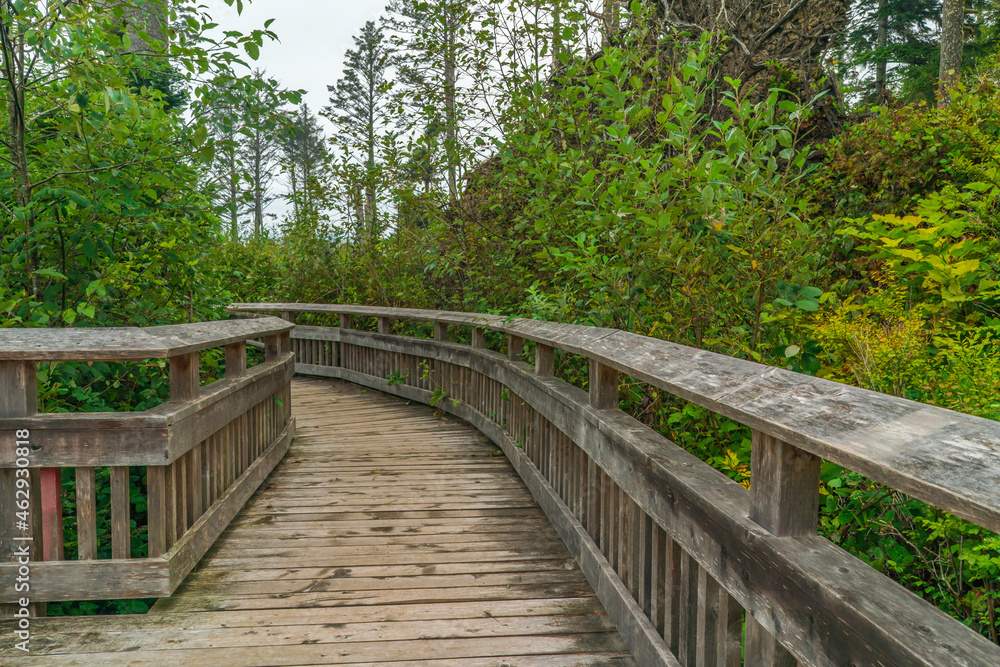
[0,317,295,604]
[233,303,1000,667]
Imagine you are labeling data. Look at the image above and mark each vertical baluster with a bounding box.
[651,522,666,637]
[76,467,97,560]
[638,512,652,617]
[678,553,699,666]
[111,466,131,559]
[697,570,743,667]
[745,429,819,666]
[664,533,682,655]
[163,461,176,549]
[187,443,203,525]
[176,453,188,539]
[147,465,167,558]
[586,456,600,539]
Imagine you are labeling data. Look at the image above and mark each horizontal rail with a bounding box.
[0,318,296,604]
[234,303,1000,667]
[0,316,291,361]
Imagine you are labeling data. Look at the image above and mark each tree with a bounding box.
[281,104,327,227]
[324,20,394,236]
[841,0,941,103]
[237,70,287,238]
[386,0,482,202]
[0,0,294,329]
[939,0,966,104]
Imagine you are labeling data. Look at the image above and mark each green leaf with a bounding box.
[795,299,819,312]
[784,345,801,358]
[34,268,68,281]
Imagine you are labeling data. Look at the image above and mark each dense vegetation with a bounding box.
[2,0,999,641]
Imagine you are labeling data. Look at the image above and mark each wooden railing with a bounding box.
[233,303,1000,667]
[0,317,295,605]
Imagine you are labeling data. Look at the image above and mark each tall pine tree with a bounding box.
[323,20,394,240]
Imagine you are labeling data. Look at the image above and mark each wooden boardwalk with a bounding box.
[3,378,633,666]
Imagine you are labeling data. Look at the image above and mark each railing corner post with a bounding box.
[745,428,820,665]
[170,352,201,401]
[264,334,281,363]
[0,361,47,615]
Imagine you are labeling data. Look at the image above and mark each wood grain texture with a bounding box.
[0,380,633,666]
[232,303,1000,534]
[0,317,291,361]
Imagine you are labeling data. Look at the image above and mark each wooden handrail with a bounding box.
[232,303,1000,534]
[0,317,295,605]
[233,302,1000,667]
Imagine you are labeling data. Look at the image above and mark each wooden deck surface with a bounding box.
[1,378,633,666]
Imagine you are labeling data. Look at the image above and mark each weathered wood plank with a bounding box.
[110,466,131,560]
[0,317,291,361]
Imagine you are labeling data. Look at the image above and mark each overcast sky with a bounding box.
[204,0,391,130]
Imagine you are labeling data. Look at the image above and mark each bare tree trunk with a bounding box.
[939,0,964,107]
[603,0,619,49]
[253,139,263,238]
[552,0,562,70]
[444,5,458,202]
[1,8,38,297]
[875,0,887,100]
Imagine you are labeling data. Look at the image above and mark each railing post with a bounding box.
[589,360,618,410]
[225,342,247,378]
[378,317,391,335]
[1,361,45,615]
[339,313,351,329]
[264,334,281,363]
[170,353,200,402]
[507,334,524,361]
[745,429,820,666]
[535,343,554,377]
[434,322,449,342]
[471,327,486,349]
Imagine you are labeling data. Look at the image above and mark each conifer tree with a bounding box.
[323,20,394,237]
